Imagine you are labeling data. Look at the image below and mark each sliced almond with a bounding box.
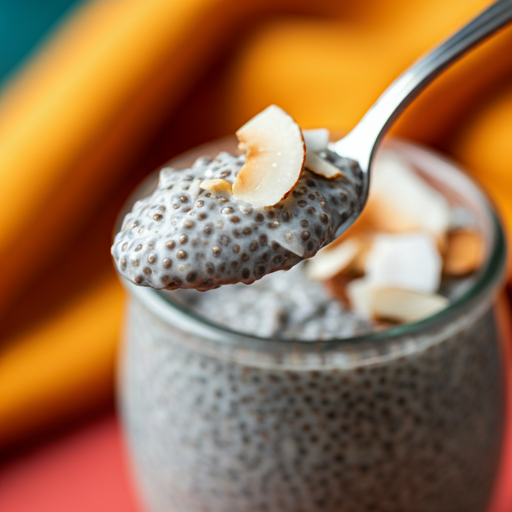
[302,128,329,153]
[444,230,484,276]
[201,178,233,195]
[233,105,305,207]
[305,152,343,179]
[347,279,448,323]
[307,238,361,280]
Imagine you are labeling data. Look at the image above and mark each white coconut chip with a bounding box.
[347,279,448,323]
[302,128,330,153]
[364,232,442,295]
[370,149,451,238]
[305,152,343,179]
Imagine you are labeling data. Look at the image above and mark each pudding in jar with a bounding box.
[113,108,507,512]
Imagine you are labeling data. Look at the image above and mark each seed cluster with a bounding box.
[112,152,363,291]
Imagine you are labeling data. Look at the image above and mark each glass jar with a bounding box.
[117,139,508,512]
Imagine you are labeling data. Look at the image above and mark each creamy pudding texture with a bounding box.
[175,260,476,341]
[112,151,363,291]
[174,263,374,339]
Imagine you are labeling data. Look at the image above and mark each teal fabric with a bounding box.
[0,0,83,85]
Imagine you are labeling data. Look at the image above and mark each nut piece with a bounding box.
[307,238,361,280]
[201,179,233,195]
[302,128,329,153]
[305,152,343,179]
[233,105,306,207]
[444,229,484,275]
[347,279,448,323]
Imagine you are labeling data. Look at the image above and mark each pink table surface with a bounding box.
[1,403,511,512]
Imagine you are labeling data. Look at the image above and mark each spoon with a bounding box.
[330,0,512,238]
[113,0,512,292]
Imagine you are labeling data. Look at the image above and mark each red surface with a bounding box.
[1,410,512,512]
[0,415,142,512]
[1,299,512,512]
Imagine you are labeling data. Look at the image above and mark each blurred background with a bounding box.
[0,0,511,510]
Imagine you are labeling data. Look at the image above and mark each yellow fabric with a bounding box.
[0,0,511,448]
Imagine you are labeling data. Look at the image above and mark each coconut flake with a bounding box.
[371,287,448,323]
[364,232,442,294]
[305,152,343,179]
[233,105,305,207]
[346,279,375,319]
[302,128,329,153]
[347,279,448,323]
[370,149,451,238]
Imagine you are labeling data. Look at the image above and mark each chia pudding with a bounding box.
[112,107,363,291]
[117,139,507,512]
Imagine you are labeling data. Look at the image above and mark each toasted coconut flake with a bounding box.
[307,238,361,280]
[201,179,233,195]
[305,152,343,179]
[365,232,442,294]
[347,280,448,323]
[444,230,484,275]
[302,128,329,153]
[233,105,305,207]
[369,149,450,238]
[372,287,448,323]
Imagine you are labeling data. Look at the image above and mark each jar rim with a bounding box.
[117,138,507,355]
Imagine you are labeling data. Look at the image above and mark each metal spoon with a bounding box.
[330,0,512,238]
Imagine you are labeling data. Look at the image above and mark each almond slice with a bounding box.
[201,178,233,195]
[444,229,484,275]
[305,152,343,179]
[347,279,448,323]
[302,128,329,153]
[233,105,305,207]
[365,232,442,294]
[307,238,361,280]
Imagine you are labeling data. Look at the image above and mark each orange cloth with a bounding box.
[0,0,511,448]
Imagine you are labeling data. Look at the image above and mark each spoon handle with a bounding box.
[333,0,512,171]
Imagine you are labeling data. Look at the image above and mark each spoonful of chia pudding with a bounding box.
[112,0,512,291]
[112,105,363,290]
